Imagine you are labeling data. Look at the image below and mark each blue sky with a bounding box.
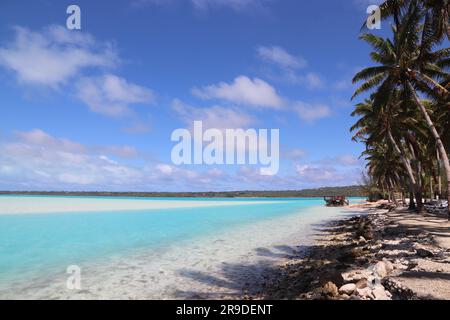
[0,0,384,191]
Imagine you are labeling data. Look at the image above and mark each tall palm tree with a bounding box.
[353,0,450,217]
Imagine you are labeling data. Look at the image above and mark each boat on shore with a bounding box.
[324,196,349,207]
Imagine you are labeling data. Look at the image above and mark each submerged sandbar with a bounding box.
[0,196,286,215]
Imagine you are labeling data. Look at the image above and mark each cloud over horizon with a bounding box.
[0,129,361,191]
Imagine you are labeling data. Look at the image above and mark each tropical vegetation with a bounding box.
[351,0,449,217]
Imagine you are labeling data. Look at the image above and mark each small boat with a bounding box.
[324,196,349,207]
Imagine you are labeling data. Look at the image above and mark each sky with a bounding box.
[0,0,385,192]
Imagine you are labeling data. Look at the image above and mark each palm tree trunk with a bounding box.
[408,81,450,220]
[437,149,442,199]
[389,177,398,206]
[416,162,425,213]
[409,182,416,211]
[394,172,406,206]
[387,130,422,211]
[415,189,424,214]
[430,178,433,201]
[387,131,416,184]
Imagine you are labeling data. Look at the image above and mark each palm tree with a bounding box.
[351,94,426,211]
[374,0,449,39]
[353,0,450,217]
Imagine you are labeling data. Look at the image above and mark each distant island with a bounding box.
[0,185,366,198]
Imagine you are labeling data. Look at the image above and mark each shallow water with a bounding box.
[0,196,360,299]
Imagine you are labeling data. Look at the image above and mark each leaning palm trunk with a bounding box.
[394,172,406,206]
[407,141,425,213]
[409,190,416,210]
[408,82,450,219]
[387,130,423,211]
[430,177,433,201]
[437,149,442,198]
[430,176,434,201]
[389,177,398,206]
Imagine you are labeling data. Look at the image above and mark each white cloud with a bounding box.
[0,130,205,190]
[192,76,284,109]
[292,153,363,186]
[295,164,340,183]
[172,99,255,130]
[94,145,139,158]
[257,46,307,69]
[305,72,325,90]
[292,101,332,123]
[156,164,174,175]
[0,130,142,188]
[0,25,117,88]
[265,69,325,90]
[0,129,362,191]
[294,162,361,185]
[76,74,155,117]
[0,25,155,121]
[318,155,361,167]
[336,155,360,166]
[283,148,307,161]
[256,46,325,90]
[16,129,86,153]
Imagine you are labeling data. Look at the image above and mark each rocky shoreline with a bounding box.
[245,201,450,300]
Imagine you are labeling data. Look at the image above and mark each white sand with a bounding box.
[0,206,354,300]
[0,197,285,215]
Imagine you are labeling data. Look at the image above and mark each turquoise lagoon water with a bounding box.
[0,196,363,290]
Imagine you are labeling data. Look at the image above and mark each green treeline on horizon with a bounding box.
[0,186,366,198]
